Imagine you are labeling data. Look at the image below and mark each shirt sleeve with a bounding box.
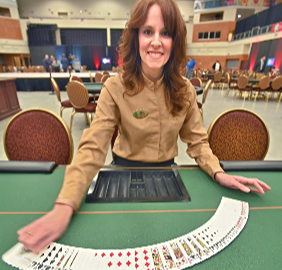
[56,84,120,210]
[179,83,224,180]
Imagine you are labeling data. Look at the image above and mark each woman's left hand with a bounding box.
[215,172,271,195]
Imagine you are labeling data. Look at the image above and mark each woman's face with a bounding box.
[138,4,173,80]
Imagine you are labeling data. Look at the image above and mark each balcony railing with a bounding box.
[232,24,274,41]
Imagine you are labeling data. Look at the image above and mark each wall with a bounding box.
[192,22,236,42]
[0,17,23,40]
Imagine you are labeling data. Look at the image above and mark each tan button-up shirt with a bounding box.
[56,73,223,210]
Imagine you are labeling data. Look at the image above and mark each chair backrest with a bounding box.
[102,71,110,75]
[112,66,117,72]
[66,81,89,109]
[196,70,202,79]
[207,109,269,161]
[95,72,103,82]
[259,76,270,90]
[83,65,87,71]
[214,72,222,82]
[51,78,61,102]
[70,76,83,82]
[237,75,249,89]
[4,108,73,164]
[270,76,282,91]
[202,80,212,104]
[256,73,264,80]
[89,71,93,83]
[189,77,202,87]
[101,74,111,82]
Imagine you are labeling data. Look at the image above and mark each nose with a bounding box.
[151,33,161,47]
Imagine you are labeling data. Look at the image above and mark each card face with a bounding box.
[139,247,154,270]
[151,246,165,270]
[95,249,119,269]
[168,241,189,269]
[158,244,178,270]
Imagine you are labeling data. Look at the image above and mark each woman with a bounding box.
[18,0,270,253]
[52,57,60,72]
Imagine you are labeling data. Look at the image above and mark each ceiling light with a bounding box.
[238,14,241,18]
[80,10,83,13]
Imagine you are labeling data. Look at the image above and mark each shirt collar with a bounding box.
[142,71,164,91]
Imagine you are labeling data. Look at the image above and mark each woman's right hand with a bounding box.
[17,203,73,254]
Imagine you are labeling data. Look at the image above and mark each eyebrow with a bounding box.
[140,25,167,31]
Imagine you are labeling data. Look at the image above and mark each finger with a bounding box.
[256,179,271,191]
[234,176,271,191]
[232,180,250,193]
[236,178,265,194]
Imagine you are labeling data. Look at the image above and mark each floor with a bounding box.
[1,85,282,165]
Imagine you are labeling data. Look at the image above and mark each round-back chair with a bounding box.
[189,77,202,87]
[70,76,83,82]
[4,108,74,164]
[207,109,269,161]
[66,81,97,132]
[95,72,103,82]
[51,78,73,117]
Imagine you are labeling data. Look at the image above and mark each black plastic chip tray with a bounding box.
[85,168,190,203]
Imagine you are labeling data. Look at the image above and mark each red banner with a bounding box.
[271,22,282,33]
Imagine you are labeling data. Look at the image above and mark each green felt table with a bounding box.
[0,167,281,269]
[83,82,104,94]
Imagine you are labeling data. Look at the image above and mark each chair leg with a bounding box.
[89,113,92,124]
[84,113,89,125]
[233,90,238,100]
[225,87,230,98]
[60,107,65,117]
[254,92,259,102]
[70,111,76,133]
[265,92,270,102]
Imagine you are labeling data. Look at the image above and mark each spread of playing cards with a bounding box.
[2,197,249,270]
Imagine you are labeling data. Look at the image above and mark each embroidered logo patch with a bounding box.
[133,108,149,119]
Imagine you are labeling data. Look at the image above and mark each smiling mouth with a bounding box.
[147,52,163,57]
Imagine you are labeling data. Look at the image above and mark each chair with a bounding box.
[28,66,34,72]
[70,76,83,82]
[70,76,95,102]
[101,74,111,82]
[264,76,282,102]
[83,65,87,71]
[66,81,97,132]
[4,108,73,164]
[51,78,73,117]
[189,77,202,87]
[207,109,269,161]
[232,75,253,101]
[197,80,212,119]
[253,76,271,102]
[95,72,103,82]
[102,71,110,76]
[211,72,222,89]
[89,71,94,82]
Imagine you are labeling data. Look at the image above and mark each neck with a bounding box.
[142,68,163,88]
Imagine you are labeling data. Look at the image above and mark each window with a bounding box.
[198,31,221,40]
[200,12,223,22]
[0,7,11,17]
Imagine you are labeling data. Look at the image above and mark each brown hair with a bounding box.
[119,0,189,116]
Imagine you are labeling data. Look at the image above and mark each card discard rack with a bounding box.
[85,168,190,203]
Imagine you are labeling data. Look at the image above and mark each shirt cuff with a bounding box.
[55,198,77,211]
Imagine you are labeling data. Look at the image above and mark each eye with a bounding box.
[144,29,152,35]
[162,30,170,37]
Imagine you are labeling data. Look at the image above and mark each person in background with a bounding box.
[49,55,54,65]
[72,56,81,72]
[254,56,266,73]
[42,54,50,72]
[61,54,69,72]
[185,57,196,79]
[212,59,221,71]
[52,57,60,72]
[18,0,271,254]
[186,56,196,70]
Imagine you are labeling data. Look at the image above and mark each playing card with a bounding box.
[158,244,178,270]
[167,241,189,269]
[151,246,165,270]
[138,247,155,270]
[177,237,200,265]
[95,249,119,269]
